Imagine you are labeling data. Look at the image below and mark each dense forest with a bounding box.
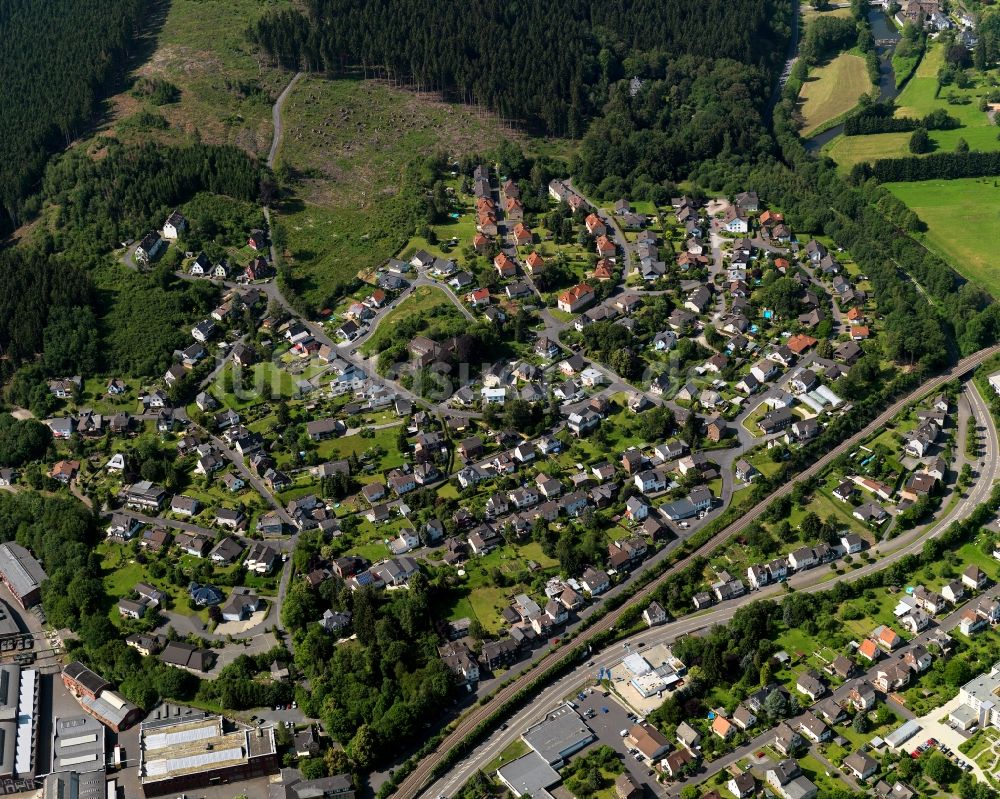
[247,0,791,162]
[0,249,94,371]
[0,0,142,235]
[40,141,264,265]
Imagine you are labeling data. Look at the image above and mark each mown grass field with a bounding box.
[885,177,1000,298]
[825,42,1000,169]
[275,77,510,307]
[799,52,873,137]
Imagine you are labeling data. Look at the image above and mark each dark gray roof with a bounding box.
[0,542,47,599]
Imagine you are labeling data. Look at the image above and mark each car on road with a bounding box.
[601,707,609,714]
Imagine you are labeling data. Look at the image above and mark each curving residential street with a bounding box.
[424,377,1000,799]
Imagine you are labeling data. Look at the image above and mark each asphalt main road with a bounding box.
[391,345,1000,799]
[428,376,1000,799]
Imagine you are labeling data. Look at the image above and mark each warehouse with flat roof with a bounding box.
[496,751,561,798]
[51,714,105,773]
[138,713,279,796]
[521,704,594,767]
[0,664,38,779]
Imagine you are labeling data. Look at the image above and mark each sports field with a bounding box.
[799,52,873,137]
[885,177,1000,298]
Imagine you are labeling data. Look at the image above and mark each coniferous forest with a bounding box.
[248,0,791,187]
[0,0,142,235]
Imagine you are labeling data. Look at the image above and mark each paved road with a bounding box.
[391,345,1000,799]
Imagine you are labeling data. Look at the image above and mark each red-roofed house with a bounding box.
[472,232,491,253]
[596,235,616,257]
[593,259,615,281]
[494,253,517,278]
[712,715,734,740]
[787,334,817,355]
[586,213,606,237]
[505,197,524,222]
[858,638,880,662]
[851,326,870,340]
[875,625,901,650]
[525,252,545,274]
[558,284,596,314]
[466,288,491,307]
[511,223,533,246]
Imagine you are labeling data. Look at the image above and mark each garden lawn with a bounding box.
[799,53,873,137]
[468,585,513,635]
[359,285,459,355]
[884,178,1000,299]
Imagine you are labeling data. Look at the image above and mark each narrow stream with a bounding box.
[806,9,902,150]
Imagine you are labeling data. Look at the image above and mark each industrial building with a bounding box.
[0,543,47,609]
[138,713,279,796]
[62,662,144,733]
[42,769,106,799]
[50,714,106,773]
[0,664,39,779]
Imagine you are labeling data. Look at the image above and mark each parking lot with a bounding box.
[571,681,661,791]
[908,695,983,781]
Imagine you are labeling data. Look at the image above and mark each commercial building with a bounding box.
[138,713,279,796]
[496,751,561,798]
[953,662,1000,729]
[521,704,594,767]
[0,543,47,608]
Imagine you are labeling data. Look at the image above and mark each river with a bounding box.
[806,8,902,150]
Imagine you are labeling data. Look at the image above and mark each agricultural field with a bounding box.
[273,77,510,308]
[824,42,1000,169]
[799,52,873,137]
[885,177,1000,298]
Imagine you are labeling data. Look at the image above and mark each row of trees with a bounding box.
[862,149,1000,182]
[843,101,960,135]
